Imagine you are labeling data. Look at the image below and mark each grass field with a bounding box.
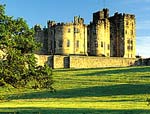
[0,66,150,114]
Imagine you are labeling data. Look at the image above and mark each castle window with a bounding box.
[131,40,133,44]
[127,46,130,50]
[95,41,98,47]
[59,40,62,47]
[107,44,110,50]
[87,30,90,35]
[54,41,56,48]
[131,46,133,50]
[76,40,79,48]
[131,30,134,35]
[87,42,90,48]
[101,41,103,47]
[74,28,80,33]
[132,23,134,28]
[67,40,70,47]
[68,28,71,33]
[127,39,130,44]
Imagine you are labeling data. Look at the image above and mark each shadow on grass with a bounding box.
[0,107,150,114]
[76,67,150,76]
[9,84,150,99]
[140,76,150,79]
[54,67,117,72]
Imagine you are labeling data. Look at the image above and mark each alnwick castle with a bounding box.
[34,8,136,58]
[34,8,148,68]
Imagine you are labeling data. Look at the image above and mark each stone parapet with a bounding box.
[35,55,139,69]
[69,56,138,68]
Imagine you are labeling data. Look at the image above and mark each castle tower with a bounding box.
[34,25,48,54]
[88,8,110,57]
[109,13,136,58]
[73,16,87,55]
[54,23,74,55]
[47,16,87,55]
[34,8,136,58]
[47,20,56,55]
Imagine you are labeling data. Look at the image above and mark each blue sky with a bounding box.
[0,0,150,58]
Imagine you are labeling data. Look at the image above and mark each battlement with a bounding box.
[123,13,135,19]
[47,16,85,29]
[34,24,42,31]
[93,8,109,23]
[47,20,56,28]
[112,12,135,19]
[34,8,136,58]
[74,16,84,24]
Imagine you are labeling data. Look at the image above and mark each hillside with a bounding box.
[0,66,150,114]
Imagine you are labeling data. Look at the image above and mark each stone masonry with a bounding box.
[88,9,110,56]
[34,8,136,58]
[109,12,136,58]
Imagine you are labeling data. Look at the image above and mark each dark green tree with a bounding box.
[0,4,53,89]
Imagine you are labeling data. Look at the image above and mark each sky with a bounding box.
[0,0,150,58]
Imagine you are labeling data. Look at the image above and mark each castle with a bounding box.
[34,8,136,59]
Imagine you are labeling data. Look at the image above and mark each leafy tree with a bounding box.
[0,4,53,90]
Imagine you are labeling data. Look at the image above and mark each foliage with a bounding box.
[0,4,53,89]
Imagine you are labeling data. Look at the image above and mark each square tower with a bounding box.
[109,13,136,58]
[88,8,110,57]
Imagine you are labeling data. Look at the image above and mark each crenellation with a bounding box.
[88,9,110,57]
[74,16,84,25]
[35,8,136,58]
[47,20,56,28]
[34,24,42,31]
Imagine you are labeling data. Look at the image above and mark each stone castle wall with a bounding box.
[70,56,137,68]
[34,9,136,58]
[53,55,68,69]
[35,55,138,69]
[34,54,49,66]
[109,13,136,58]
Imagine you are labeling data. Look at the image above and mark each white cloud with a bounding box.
[136,36,150,58]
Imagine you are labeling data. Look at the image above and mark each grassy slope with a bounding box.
[0,66,150,114]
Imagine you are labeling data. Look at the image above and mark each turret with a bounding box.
[47,20,56,28]
[93,8,109,23]
[34,24,42,32]
[74,16,84,24]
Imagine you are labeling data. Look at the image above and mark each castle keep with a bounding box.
[109,12,136,58]
[34,8,136,60]
[88,9,110,56]
[35,16,87,56]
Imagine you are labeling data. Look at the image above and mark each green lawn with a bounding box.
[0,66,150,114]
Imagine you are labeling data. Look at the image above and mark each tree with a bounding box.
[0,4,53,89]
